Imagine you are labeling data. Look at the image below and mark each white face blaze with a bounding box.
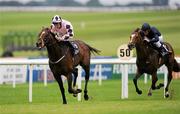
[40,31,45,39]
[39,31,46,48]
[130,34,136,43]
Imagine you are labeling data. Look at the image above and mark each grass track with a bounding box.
[0,79,180,114]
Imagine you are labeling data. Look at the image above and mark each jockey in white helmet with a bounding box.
[50,15,78,56]
[50,15,74,41]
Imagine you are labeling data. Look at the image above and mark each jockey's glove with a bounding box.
[150,38,158,43]
[55,35,64,41]
[144,36,150,43]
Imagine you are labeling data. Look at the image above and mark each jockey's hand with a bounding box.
[61,35,70,41]
[143,36,150,44]
[55,35,64,41]
[149,38,157,43]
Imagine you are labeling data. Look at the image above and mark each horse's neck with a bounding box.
[46,43,66,61]
[136,43,150,60]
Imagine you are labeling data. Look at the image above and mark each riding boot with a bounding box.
[158,45,169,63]
[159,45,169,57]
[69,41,79,56]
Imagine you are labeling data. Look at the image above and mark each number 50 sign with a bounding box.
[117,44,133,60]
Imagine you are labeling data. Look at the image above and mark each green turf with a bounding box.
[0,10,180,56]
[0,79,180,114]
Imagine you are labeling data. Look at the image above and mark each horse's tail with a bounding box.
[86,44,101,55]
[173,59,180,72]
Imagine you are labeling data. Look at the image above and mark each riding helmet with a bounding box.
[52,15,62,24]
[141,23,151,31]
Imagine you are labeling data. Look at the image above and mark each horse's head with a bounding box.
[128,28,143,50]
[36,27,56,49]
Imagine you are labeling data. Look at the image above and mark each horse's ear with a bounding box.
[42,26,45,29]
[135,28,140,32]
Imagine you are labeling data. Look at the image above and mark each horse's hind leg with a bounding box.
[72,68,78,88]
[82,65,90,100]
[133,71,143,95]
[165,66,173,98]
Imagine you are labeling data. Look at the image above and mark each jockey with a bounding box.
[141,23,169,57]
[50,15,78,56]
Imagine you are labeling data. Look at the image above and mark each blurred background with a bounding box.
[0,1,180,114]
[0,0,180,57]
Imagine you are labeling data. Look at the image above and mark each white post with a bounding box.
[93,65,98,81]
[124,64,128,98]
[43,65,47,87]
[29,65,33,103]
[144,73,147,84]
[12,66,16,88]
[77,66,82,101]
[163,66,168,98]
[98,64,102,86]
[121,64,128,99]
[121,64,124,99]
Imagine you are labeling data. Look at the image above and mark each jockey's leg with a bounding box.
[159,35,163,42]
[153,41,169,57]
[69,41,79,56]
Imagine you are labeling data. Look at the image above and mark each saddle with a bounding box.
[146,43,172,64]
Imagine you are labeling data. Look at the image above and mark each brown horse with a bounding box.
[128,28,180,97]
[36,27,100,104]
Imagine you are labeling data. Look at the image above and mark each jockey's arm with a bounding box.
[150,35,159,43]
[62,24,74,41]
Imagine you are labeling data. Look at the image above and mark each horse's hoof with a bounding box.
[68,89,74,94]
[148,92,152,96]
[77,89,82,93]
[84,94,89,100]
[73,94,77,97]
[165,92,170,98]
[157,83,164,89]
[63,101,67,104]
[159,83,164,87]
[137,90,142,95]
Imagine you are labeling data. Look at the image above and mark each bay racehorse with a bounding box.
[128,28,180,97]
[36,27,100,104]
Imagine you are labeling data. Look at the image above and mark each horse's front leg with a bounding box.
[53,73,67,104]
[148,72,163,96]
[133,70,143,95]
[151,72,158,90]
[72,68,80,97]
[67,73,82,94]
[72,68,78,88]
[83,65,90,100]
[147,72,158,96]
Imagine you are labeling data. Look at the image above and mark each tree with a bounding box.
[152,0,169,6]
[45,0,62,6]
[59,0,82,6]
[0,1,22,6]
[86,0,103,7]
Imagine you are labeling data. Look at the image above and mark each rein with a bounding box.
[49,48,69,64]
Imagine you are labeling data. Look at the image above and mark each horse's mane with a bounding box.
[132,28,140,33]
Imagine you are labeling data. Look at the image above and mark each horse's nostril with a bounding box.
[36,43,39,47]
[128,44,131,49]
